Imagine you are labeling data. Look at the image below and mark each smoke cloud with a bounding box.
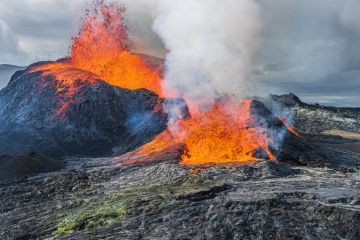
[152,0,262,106]
[1,0,360,106]
[117,0,165,58]
[120,0,360,106]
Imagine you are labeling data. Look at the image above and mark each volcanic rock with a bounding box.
[1,94,360,239]
[270,92,304,107]
[1,155,359,239]
[248,99,329,167]
[269,93,360,169]
[0,152,63,180]
[0,60,186,158]
[270,93,360,134]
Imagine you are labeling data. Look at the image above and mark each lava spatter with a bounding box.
[30,1,162,117]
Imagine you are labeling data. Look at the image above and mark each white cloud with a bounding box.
[0,0,88,65]
[0,20,28,65]
[341,0,360,31]
[0,0,359,106]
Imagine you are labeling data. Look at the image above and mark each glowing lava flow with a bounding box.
[133,99,276,165]
[178,99,276,164]
[30,1,162,116]
[277,116,301,137]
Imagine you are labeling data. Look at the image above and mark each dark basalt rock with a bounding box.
[0,152,64,180]
[176,184,232,202]
[1,155,359,240]
[278,134,329,167]
[249,99,330,167]
[270,93,360,134]
[266,93,360,169]
[270,92,305,107]
[250,99,284,128]
[0,60,187,158]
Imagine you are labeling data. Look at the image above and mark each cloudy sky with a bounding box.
[0,0,359,106]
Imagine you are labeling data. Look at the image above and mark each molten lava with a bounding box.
[133,99,276,165]
[278,116,301,137]
[179,99,276,164]
[70,3,162,95]
[30,1,162,117]
[136,129,178,156]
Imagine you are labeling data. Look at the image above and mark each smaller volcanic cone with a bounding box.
[115,98,291,166]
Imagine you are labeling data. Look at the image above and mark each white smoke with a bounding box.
[152,0,262,107]
[116,0,166,58]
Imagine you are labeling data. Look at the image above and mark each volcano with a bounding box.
[0,58,186,158]
[1,0,289,163]
[0,2,174,158]
[1,1,360,239]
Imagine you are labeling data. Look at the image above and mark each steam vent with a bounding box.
[1,1,360,239]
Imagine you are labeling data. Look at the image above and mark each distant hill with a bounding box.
[0,64,25,89]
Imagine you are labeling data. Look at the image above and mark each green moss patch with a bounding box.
[56,202,126,234]
[55,176,222,234]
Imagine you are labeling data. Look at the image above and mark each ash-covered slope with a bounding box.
[0,64,25,89]
[0,60,181,158]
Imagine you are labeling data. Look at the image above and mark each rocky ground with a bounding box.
[1,94,360,240]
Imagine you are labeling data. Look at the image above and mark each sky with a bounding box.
[0,0,359,107]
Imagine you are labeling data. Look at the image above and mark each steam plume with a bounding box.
[153,0,262,107]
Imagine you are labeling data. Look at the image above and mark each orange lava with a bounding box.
[135,99,276,165]
[29,64,100,118]
[179,99,276,164]
[136,129,179,156]
[71,2,162,94]
[71,9,162,94]
[278,116,301,137]
[30,1,162,117]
